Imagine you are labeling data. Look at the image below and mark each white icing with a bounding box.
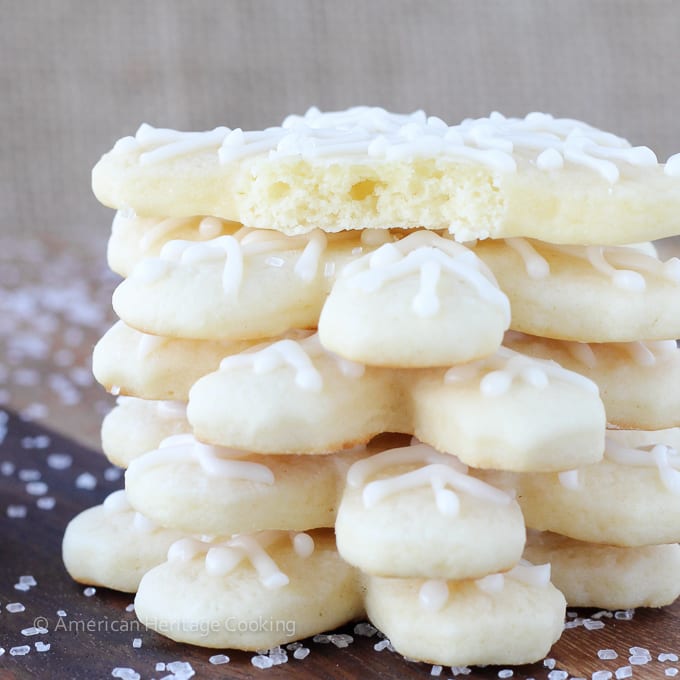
[131,258,172,284]
[418,580,449,612]
[167,531,313,589]
[155,400,187,418]
[558,469,580,490]
[113,108,662,183]
[136,332,167,360]
[138,217,195,252]
[564,342,597,369]
[666,153,680,177]
[605,437,680,494]
[444,346,599,396]
[342,231,510,322]
[347,443,511,515]
[475,561,551,594]
[102,490,158,533]
[503,238,680,291]
[129,434,275,484]
[219,333,364,391]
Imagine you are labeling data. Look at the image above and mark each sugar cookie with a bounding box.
[92,108,680,244]
[125,433,373,535]
[135,529,363,649]
[101,397,189,467]
[188,333,606,471]
[363,563,565,666]
[335,442,524,579]
[524,531,680,609]
[93,321,255,400]
[504,332,680,429]
[473,239,680,342]
[62,490,185,592]
[503,435,680,546]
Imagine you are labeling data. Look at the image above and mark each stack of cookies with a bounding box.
[63,107,680,667]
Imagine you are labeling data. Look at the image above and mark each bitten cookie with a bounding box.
[363,563,565,666]
[62,490,186,592]
[92,107,680,244]
[135,529,363,649]
[524,531,680,609]
[335,442,524,579]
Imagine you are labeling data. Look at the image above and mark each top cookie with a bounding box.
[92,107,680,244]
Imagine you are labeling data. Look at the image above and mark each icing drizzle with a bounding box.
[444,346,599,396]
[129,433,275,483]
[503,238,680,292]
[113,108,665,183]
[605,437,680,495]
[219,333,364,392]
[341,231,510,321]
[102,490,158,533]
[474,561,551,595]
[167,530,314,589]
[347,442,512,515]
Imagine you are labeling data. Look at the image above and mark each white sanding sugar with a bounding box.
[162,661,195,678]
[544,658,556,669]
[329,634,353,648]
[312,634,331,644]
[498,670,513,678]
[83,587,96,597]
[592,610,613,619]
[615,667,633,679]
[10,645,30,656]
[15,583,31,592]
[666,670,679,677]
[450,668,471,677]
[286,642,302,651]
[47,453,72,470]
[431,666,443,676]
[7,602,25,613]
[373,639,392,652]
[21,573,39,586]
[268,647,288,665]
[251,655,274,669]
[155,663,166,672]
[7,504,27,518]
[599,650,618,660]
[0,648,4,657]
[57,609,67,617]
[353,621,378,637]
[75,472,97,490]
[26,481,48,496]
[584,619,605,630]
[35,642,50,652]
[629,655,650,665]
[661,654,680,662]
[111,669,140,680]
[104,466,123,481]
[592,672,612,680]
[18,469,41,481]
[21,626,47,636]
[547,671,568,680]
[125,603,135,612]
[208,654,230,665]
[615,609,635,620]
[37,496,56,510]
[132,638,141,649]
[293,647,310,660]
[1,461,15,475]
[629,646,651,657]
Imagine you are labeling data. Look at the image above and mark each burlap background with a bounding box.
[2,0,679,240]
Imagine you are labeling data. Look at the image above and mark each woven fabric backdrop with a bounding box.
[2,0,679,240]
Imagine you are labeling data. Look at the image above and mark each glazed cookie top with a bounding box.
[93,107,680,244]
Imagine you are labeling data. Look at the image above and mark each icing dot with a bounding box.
[536,148,564,170]
[418,580,449,611]
[665,153,680,177]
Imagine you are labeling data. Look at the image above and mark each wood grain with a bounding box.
[1,410,679,680]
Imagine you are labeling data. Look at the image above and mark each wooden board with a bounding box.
[1,409,679,680]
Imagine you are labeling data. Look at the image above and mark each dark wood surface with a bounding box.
[1,410,680,680]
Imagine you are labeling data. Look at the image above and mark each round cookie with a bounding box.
[363,563,565,666]
[108,212,241,277]
[101,397,189,468]
[335,442,525,579]
[473,238,680,342]
[62,490,186,592]
[504,332,680,430]
[135,529,363,649]
[506,436,680,546]
[524,531,680,609]
[92,108,680,244]
[93,321,255,400]
[126,433,371,535]
[188,334,606,471]
[318,231,510,367]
